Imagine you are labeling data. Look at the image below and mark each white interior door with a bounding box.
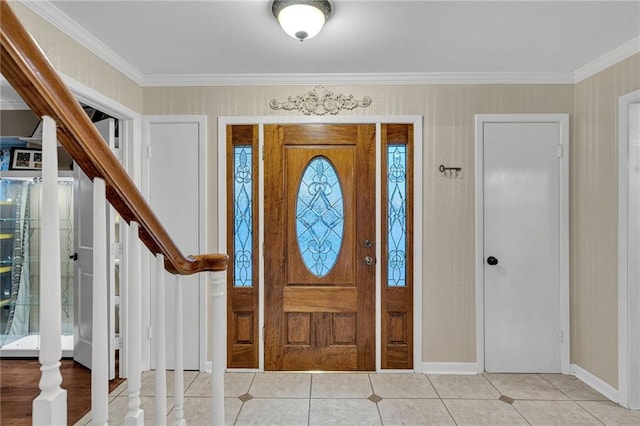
[145,117,204,370]
[481,118,565,373]
[73,118,116,375]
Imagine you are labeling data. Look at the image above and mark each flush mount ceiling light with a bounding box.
[272,0,332,41]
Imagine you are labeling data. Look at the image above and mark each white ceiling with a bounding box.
[5,0,640,89]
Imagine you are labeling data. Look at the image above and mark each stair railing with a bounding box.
[0,1,228,425]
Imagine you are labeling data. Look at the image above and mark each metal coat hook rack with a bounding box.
[439,164,462,179]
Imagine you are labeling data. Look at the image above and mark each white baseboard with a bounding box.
[571,363,619,403]
[419,362,478,375]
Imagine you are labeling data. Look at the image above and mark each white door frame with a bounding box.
[618,90,640,410]
[475,113,570,374]
[218,115,423,372]
[63,74,142,376]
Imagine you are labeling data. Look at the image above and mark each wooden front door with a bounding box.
[264,124,376,371]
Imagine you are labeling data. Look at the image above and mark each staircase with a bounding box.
[0,1,228,424]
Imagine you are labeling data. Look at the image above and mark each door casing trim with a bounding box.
[474,113,570,374]
[61,73,142,377]
[218,115,423,372]
[618,89,640,409]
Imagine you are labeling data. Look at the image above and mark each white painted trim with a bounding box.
[61,75,139,120]
[413,118,424,372]
[216,115,423,126]
[618,89,640,410]
[0,99,29,109]
[20,0,144,85]
[572,364,619,404]
[142,72,574,87]
[141,115,208,371]
[207,363,261,374]
[420,363,478,375]
[475,118,485,374]
[258,124,265,373]
[218,115,423,372]
[475,113,570,374]
[375,123,382,372]
[574,36,640,83]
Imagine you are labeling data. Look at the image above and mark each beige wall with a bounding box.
[572,53,640,387]
[0,110,39,136]
[9,1,143,113]
[9,0,638,378]
[143,84,575,363]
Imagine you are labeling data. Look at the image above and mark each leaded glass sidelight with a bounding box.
[295,157,344,277]
[233,146,252,287]
[388,145,407,287]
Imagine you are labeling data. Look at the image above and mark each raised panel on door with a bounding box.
[264,124,376,371]
[483,121,561,373]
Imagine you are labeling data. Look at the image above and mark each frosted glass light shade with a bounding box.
[272,1,332,41]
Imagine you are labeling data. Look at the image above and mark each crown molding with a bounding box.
[16,1,637,88]
[141,72,574,87]
[19,0,144,86]
[574,36,640,83]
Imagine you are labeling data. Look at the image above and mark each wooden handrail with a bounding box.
[0,1,227,274]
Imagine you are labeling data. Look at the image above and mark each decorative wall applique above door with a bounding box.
[270,86,371,115]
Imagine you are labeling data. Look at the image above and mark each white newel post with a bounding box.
[92,177,109,425]
[210,270,226,426]
[173,274,186,426]
[125,221,144,425]
[33,115,67,425]
[155,254,167,425]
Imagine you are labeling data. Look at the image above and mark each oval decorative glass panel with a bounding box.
[295,156,344,277]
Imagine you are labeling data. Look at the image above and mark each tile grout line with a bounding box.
[307,374,313,425]
[479,373,531,425]
[367,373,385,425]
[423,373,459,425]
[234,372,257,425]
[573,400,607,425]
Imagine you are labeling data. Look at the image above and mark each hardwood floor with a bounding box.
[0,357,124,425]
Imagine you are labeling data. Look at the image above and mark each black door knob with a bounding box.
[487,256,498,265]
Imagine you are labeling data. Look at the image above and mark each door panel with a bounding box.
[73,164,93,368]
[74,118,115,370]
[381,124,414,369]
[226,125,260,368]
[483,121,561,373]
[264,124,376,371]
[146,119,202,370]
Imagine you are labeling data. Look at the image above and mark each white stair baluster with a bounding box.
[210,270,226,426]
[173,274,186,426]
[155,254,167,425]
[33,115,67,425]
[92,177,109,425]
[125,221,144,425]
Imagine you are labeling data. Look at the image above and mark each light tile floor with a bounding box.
[75,371,640,425]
